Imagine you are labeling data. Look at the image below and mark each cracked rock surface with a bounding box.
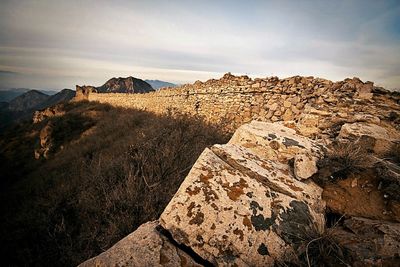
[160,121,326,266]
[78,221,202,267]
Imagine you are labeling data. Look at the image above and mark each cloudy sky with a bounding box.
[0,0,399,90]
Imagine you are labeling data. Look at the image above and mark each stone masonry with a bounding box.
[76,73,400,136]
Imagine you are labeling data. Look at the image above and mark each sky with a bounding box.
[0,0,399,91]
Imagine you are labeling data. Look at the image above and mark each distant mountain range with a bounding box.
[0,88,58,102]
[145,80,176,90]
[8,90,50,111]
[36,89,76,110]
[0,89,75,130]
[0,77,176,129]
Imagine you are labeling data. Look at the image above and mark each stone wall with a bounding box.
[77,74,400,266]
[78,73,400,134]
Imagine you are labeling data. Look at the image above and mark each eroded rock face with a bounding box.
[323,171,400,222]
[33,104,65,123]
[228,120,324,180]
[75,85,97,100]
[77,117,400,266]
[331,217,400,265]
[338,122,399,155]
[159,122,326,266]
[34,121,53,159]
[355,81,374,100]
[78,221,201,267]
[294,153,318,180]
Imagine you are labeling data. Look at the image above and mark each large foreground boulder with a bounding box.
[338,122,399,155]
[78,221,201,267]
[160,122,326,266]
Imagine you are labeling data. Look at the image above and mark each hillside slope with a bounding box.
[0,89,75,131]
[0,88,57,102]
[35,89,75,110]
[8,90,49,111]
[0,101,228,266]
[0,90,24,102]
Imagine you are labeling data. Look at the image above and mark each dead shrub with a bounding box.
[385,143,400,165]
[277,215,348,267]
[298,229,347,266]
[375,144,400,201]
[316,141,374,185]
[0,102,229,266]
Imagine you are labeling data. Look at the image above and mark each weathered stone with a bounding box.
[297,113,320,137]
[75,85,97,100]
[269,102,278,111]
[288,96,300,105]
[160,143,325,266]
[294,153,318,180]
[78,221,201,267]
[283,100,291,108]
[338,122,399,155]
[75,73,399,141]
[282,109,293,121]
[75,73,400,266]
[306,106,331,116]
[229,121,323,163]
[331,217,400,265]
[265,109,274,119]
[353,113,380,124]
[33,104,65,123]
[323,96,337,104]
[274,109,282,116]
[356,81,374,100]
[35,122,53,159]
[322,171,400,222]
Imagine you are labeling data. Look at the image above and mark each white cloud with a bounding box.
[0,0,399,90]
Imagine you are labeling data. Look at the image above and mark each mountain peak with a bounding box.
[97,76,154,93]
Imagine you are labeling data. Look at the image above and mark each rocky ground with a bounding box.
[79,118,400,266]
[24,74,400,266]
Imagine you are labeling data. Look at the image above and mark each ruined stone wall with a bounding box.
[80,73,400,134]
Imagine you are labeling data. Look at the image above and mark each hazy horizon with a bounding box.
[0,0,399,91]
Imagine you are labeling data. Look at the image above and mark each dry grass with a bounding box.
[385,143,400,165]
[277,215,348,267]
[298,223,348,267]
[0,101,229,266]
[375,143,400,201]
[316,141,375,185]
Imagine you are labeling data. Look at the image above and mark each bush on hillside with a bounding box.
[315,141,374,185]
[0,102,229,266]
